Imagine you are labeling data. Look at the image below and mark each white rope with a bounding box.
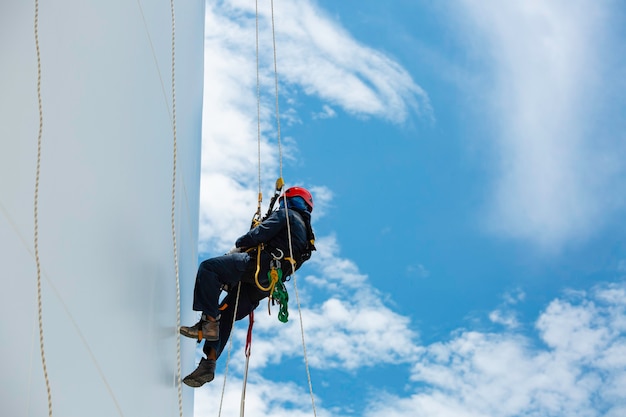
[292,272,317,416]
[168,1,184,416]
[281,198,318,417]
[216,3,265,409]
[270,0,284,178]
[269,1,317,414]
[221,3,266,415]
[33,1,53,415]
[18,242,125,416]
[219,2,317,415]
[280,194,318,417]
[218,284,243,417]
[255,0,262,201]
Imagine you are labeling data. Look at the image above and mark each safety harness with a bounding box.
[247,180,315,322]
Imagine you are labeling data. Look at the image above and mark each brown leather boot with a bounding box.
[183,358,216,387]
[180,315,219,341]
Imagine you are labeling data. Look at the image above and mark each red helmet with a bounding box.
[283,186,313,212]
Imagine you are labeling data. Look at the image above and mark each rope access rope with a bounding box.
[218,283,243,417]
[33,1,53,415]
[220,2,317,415]
[217,1,268,413]
[292,266,318,416]
[30,7,126,412]
[222,3,268,415]
[168,1,184,416]
[254,0,263,220]
[30,4,183,416]
[240,311,254,417]
[270,0,284,178]
[281,195,318,416]
[216,0,268,407]
[270,1,317,414]
[222,3,270,415]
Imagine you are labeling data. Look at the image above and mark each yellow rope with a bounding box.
[168,1,184,416]
[33,1,53,415]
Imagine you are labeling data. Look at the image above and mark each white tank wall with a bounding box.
[0,1,204,416]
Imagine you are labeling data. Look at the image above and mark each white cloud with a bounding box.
[191,234,420,416]
[191,249,626,417]
[195,2,428,414]
[199,1,428,253]
[308,185,333,220]
[536,297,611,359]
[364,281,626,417]
[457,0,626,250]
[489,288,526,330]
[488,288,526,329]
[503,288,526,305]
[407,263,430,279]
[195,374,342,417]
[312,104,337,120]
[254,0,431,123]
[488,309,519,329]
[216,234,420,372]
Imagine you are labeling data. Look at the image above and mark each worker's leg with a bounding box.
[203,283,261,360]
[192,252,252,319]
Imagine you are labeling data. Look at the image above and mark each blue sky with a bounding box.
[194,1,626,416]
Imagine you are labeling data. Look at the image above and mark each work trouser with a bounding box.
[191,251,270,359]
[203,282,268,359]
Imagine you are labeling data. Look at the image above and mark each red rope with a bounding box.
[245,310,254,358]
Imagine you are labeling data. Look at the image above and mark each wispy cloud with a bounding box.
[312,104,336,120]
[456,0,626,250]
[489,288,526,329]
[199,0,428,252]
[407,263,430,279]
[263,0,431,123]
[196,4,426,413]
[488,309,519,329]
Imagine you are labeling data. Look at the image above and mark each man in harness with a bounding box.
[180,186,315,387]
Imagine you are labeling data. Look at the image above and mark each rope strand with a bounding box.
[218,284,243,417]
[219,4,264,413]
[270,0,283,178]
[168,1,184,416]
[33,1,53,415]
[255,0,262,201]
[222,3,317,416]
[293,275,317,416]
[269,2,317,414]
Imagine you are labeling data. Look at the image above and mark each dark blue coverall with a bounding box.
[191,202,311,359]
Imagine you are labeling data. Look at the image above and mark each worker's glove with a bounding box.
[226,246,243,255]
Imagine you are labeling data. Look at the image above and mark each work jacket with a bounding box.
[235,206,311,278]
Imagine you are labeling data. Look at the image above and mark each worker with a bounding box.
[180,187,315,387]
